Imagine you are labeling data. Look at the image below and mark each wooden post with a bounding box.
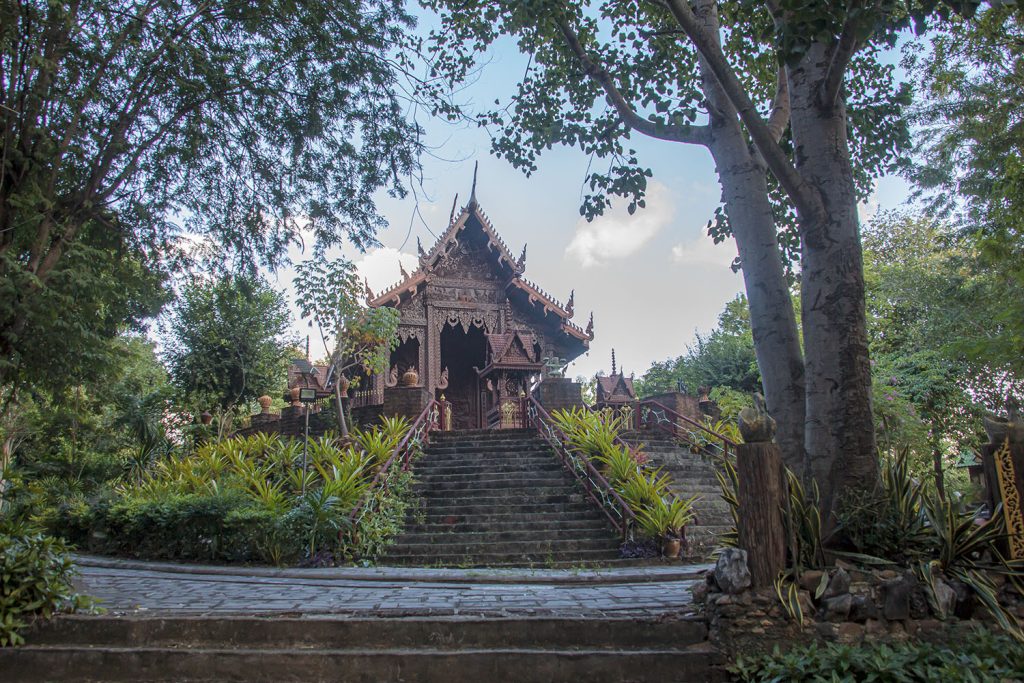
[737,441,787,587]
[737,393,786,588]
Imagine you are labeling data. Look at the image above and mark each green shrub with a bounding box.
[0,529,91,647]
[731,630,1024,682]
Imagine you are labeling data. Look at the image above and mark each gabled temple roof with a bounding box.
[368,186,594,347]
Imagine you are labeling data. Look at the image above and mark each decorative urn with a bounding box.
[400,367,419,387]
[257,395,272,414]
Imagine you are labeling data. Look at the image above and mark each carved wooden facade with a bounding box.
[367,192,593,428]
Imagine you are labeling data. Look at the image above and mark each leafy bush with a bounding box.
[66,418,411,566]
[731,630,1024,682]
[549,408,700,542]
[0,529,91,647]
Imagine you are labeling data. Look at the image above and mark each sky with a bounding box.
[271,14,914,382]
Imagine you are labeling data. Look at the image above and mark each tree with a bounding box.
[163,275,293,430]
[0,0,422,388]
[637,295,761,397]
[293,259,400,438]
[422,0,971,517]
[863,212,1024,495]
[902,5,1024,378]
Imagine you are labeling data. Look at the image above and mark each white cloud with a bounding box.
[858,182,880,224]
[565,181,675,267]
[671,235,738,268]
[355,247,420,293]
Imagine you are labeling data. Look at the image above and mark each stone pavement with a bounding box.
[72,554,711,618]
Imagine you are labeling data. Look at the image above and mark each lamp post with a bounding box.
[298,387,317,493]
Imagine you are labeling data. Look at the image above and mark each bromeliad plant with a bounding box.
[550,407,701,547]
[68,417,411,566]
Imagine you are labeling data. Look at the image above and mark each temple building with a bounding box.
[354,180,594,429]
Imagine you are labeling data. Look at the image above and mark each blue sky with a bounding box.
[274,12,914,380]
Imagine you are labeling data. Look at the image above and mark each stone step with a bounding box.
[391,529,620,546]
[421,454,557,466]
[405,520,612,535]
[412,492,585,506]
[18,614,708,650]
[413,481,577,497]
[2,613,722,682]
[381,548,625,566]
[411,462,565,479]
[416,510,607,526]
[414,474,569,489]
[385,538,620,557]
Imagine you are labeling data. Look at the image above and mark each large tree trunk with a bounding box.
[787,47,879,517]
[694,0,806,470]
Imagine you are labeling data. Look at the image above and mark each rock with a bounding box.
[691,581,709,603]
[815,623,840,640]
[865,619,887,636]
[909,582,930,619]
[837,622,864,644]
[849,594,879,623]
[798,570,825,592]
[822,594,852,622]
[823,567,851,599]
[882,577,911,621]
[875,569,899,581]
[933,579,957,619]
[714,548,752,594]
[797,590,815,618]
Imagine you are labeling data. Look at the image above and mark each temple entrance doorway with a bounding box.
[438,323,487,430]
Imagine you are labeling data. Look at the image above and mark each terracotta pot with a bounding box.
[400,368,419,387]
[290,386,302,406]
[662,537,682,559]
[257,395,272,413]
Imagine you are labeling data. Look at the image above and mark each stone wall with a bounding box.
[696,549,1024,658]
[534,377,584,413]
[382,386,432,421]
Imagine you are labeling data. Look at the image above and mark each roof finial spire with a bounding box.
[566,289,575,317]
[399,261,410,279]
[469,160,479,206]
[517,243,527,271]
[417,236,426,259]
[364,278,375,302]
[611,348,617,376]
[586,312,594,339]
[448,193,459,227]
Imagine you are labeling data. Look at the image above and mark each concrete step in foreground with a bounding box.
[2,614,724,682]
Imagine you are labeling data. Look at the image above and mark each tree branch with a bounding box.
[822,16,858,110]
[766,66,789,143]
[555,18,710,147]
[662,0,824,224]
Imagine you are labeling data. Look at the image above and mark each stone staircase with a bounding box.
[622,430,733,558]
[382,429,625,568]
[1,613,723,682]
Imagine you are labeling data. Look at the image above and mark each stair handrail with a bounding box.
[348,399,440,527]
[638,398,737,458]
[526,396,635,540]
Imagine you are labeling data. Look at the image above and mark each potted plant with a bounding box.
[638,495,699,559]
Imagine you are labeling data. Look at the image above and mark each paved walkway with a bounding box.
[72,555,710,618]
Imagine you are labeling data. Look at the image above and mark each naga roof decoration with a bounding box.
[368,195,595,345]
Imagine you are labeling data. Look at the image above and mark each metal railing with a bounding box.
[348,399,439,527]
[526,396,635,540]
[638,398,737,458]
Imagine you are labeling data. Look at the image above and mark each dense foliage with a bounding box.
[636,295,761,399]
[61,422,414,566]
[0,529,91,647]
[163,275,294,425]
[550,407,696,544]
[732,630,1024,682]
[0,0,422,391]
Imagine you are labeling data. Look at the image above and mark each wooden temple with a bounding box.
[356,180,594,430]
